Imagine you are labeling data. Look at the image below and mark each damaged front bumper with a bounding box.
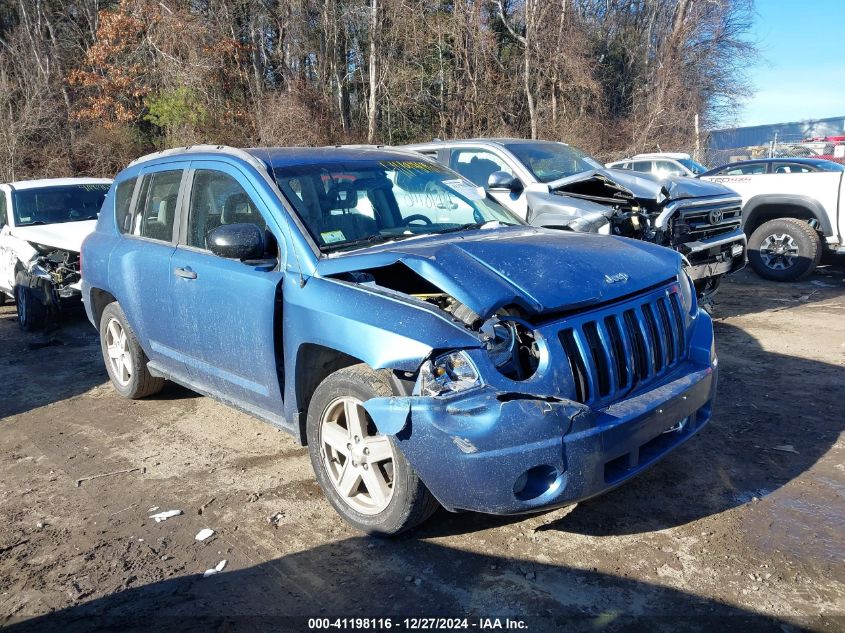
[21,262,83,305]
[365,314,717,515]
[679,229,747,282]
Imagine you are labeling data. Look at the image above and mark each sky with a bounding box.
[737,0,845,127]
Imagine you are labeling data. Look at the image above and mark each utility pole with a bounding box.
[367,0,378,144]
[694,112,700,162]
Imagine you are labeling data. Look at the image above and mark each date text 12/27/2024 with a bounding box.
[308,618,528,630]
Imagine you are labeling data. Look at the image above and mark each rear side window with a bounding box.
[133,170,183,241]
[0,193,7,227]
[115,177,138,233]
[632,161,652,172]
[772,163,813,174]
[720,163,766,175]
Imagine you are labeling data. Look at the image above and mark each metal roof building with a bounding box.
[708,115,845,150]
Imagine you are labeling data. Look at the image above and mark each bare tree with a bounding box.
[0,0,757,177]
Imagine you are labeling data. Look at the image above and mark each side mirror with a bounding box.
[487,171,523,193]
[207,223,265,261]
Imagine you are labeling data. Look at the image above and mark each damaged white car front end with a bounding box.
[0,178,111,330]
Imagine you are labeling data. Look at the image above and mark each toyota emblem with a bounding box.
[709,209,724,224]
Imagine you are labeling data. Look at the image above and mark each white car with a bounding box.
[0,178,112,329]
[700,158,845,280]
[606,153,709,178]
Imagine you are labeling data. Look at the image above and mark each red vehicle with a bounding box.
[799,136,845,165]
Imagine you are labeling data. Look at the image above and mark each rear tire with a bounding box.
[99,302,164,399]
[747,218,821,281]
[14,274,47,331]
[306,364,439,536]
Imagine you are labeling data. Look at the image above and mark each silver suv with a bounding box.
[405,139,746,297]
[606,153,708,178]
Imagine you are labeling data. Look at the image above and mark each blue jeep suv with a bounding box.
[82,145,717,534]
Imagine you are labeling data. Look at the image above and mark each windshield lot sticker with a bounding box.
[443,179,484,200]
[320,230,346,244]
[381,160,437,171]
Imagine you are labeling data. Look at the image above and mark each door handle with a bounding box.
[174,266,197,280]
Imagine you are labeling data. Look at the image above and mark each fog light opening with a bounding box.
[513,465,560,501]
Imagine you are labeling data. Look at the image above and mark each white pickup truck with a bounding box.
[701,157,845,280]
[0,178,111,329]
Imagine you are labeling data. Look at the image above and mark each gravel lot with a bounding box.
[1,266,844,632]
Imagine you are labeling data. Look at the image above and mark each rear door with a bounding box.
[631,160,654,174]
[654,160,686,178]
[167,160,285,414]
[107,163,190,378]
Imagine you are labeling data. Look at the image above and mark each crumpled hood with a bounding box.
[316,226,681,319]
[549,167,735,203]
[8,220,97,253]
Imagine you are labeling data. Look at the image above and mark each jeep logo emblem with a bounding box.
[709,209,724,224]
[604,273,629,284]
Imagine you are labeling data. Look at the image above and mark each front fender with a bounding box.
[525,190,612,232]
[284,275,480,372]
[282,273,483,426]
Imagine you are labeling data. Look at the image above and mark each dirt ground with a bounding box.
[0,265,844,633]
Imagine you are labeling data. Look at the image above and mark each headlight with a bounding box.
[481,316,541,380]
[415,351,481,397]
[678,268,696,316]
[486,321,517,368]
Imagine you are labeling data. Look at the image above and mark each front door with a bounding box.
[0,191,15,296]
[168,161,285,415]
[448,148,528,219]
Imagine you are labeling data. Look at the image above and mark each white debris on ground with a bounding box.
[149,510,182,522]
[202,560,228,578]
[195,528,215,542]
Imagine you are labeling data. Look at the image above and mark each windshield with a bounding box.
[678,158,708,175]
[273,159,522,253]
[12,184,109,226]
[503,141,603,183]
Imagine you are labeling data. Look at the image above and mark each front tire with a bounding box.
[747,218,822,281]
[306,364,439,535]
[99,302,164,399]
[14,274,47,331]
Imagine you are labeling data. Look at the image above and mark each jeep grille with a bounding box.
[559,285,687,406]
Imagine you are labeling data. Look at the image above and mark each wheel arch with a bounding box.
[88,287,117,331]
[291,343,415,446]
[743,195,832,237]
[293,344,366,445]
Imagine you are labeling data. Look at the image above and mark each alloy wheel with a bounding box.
[759,233,799,270]
[320,396,395,515]
[105,317,132,386]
